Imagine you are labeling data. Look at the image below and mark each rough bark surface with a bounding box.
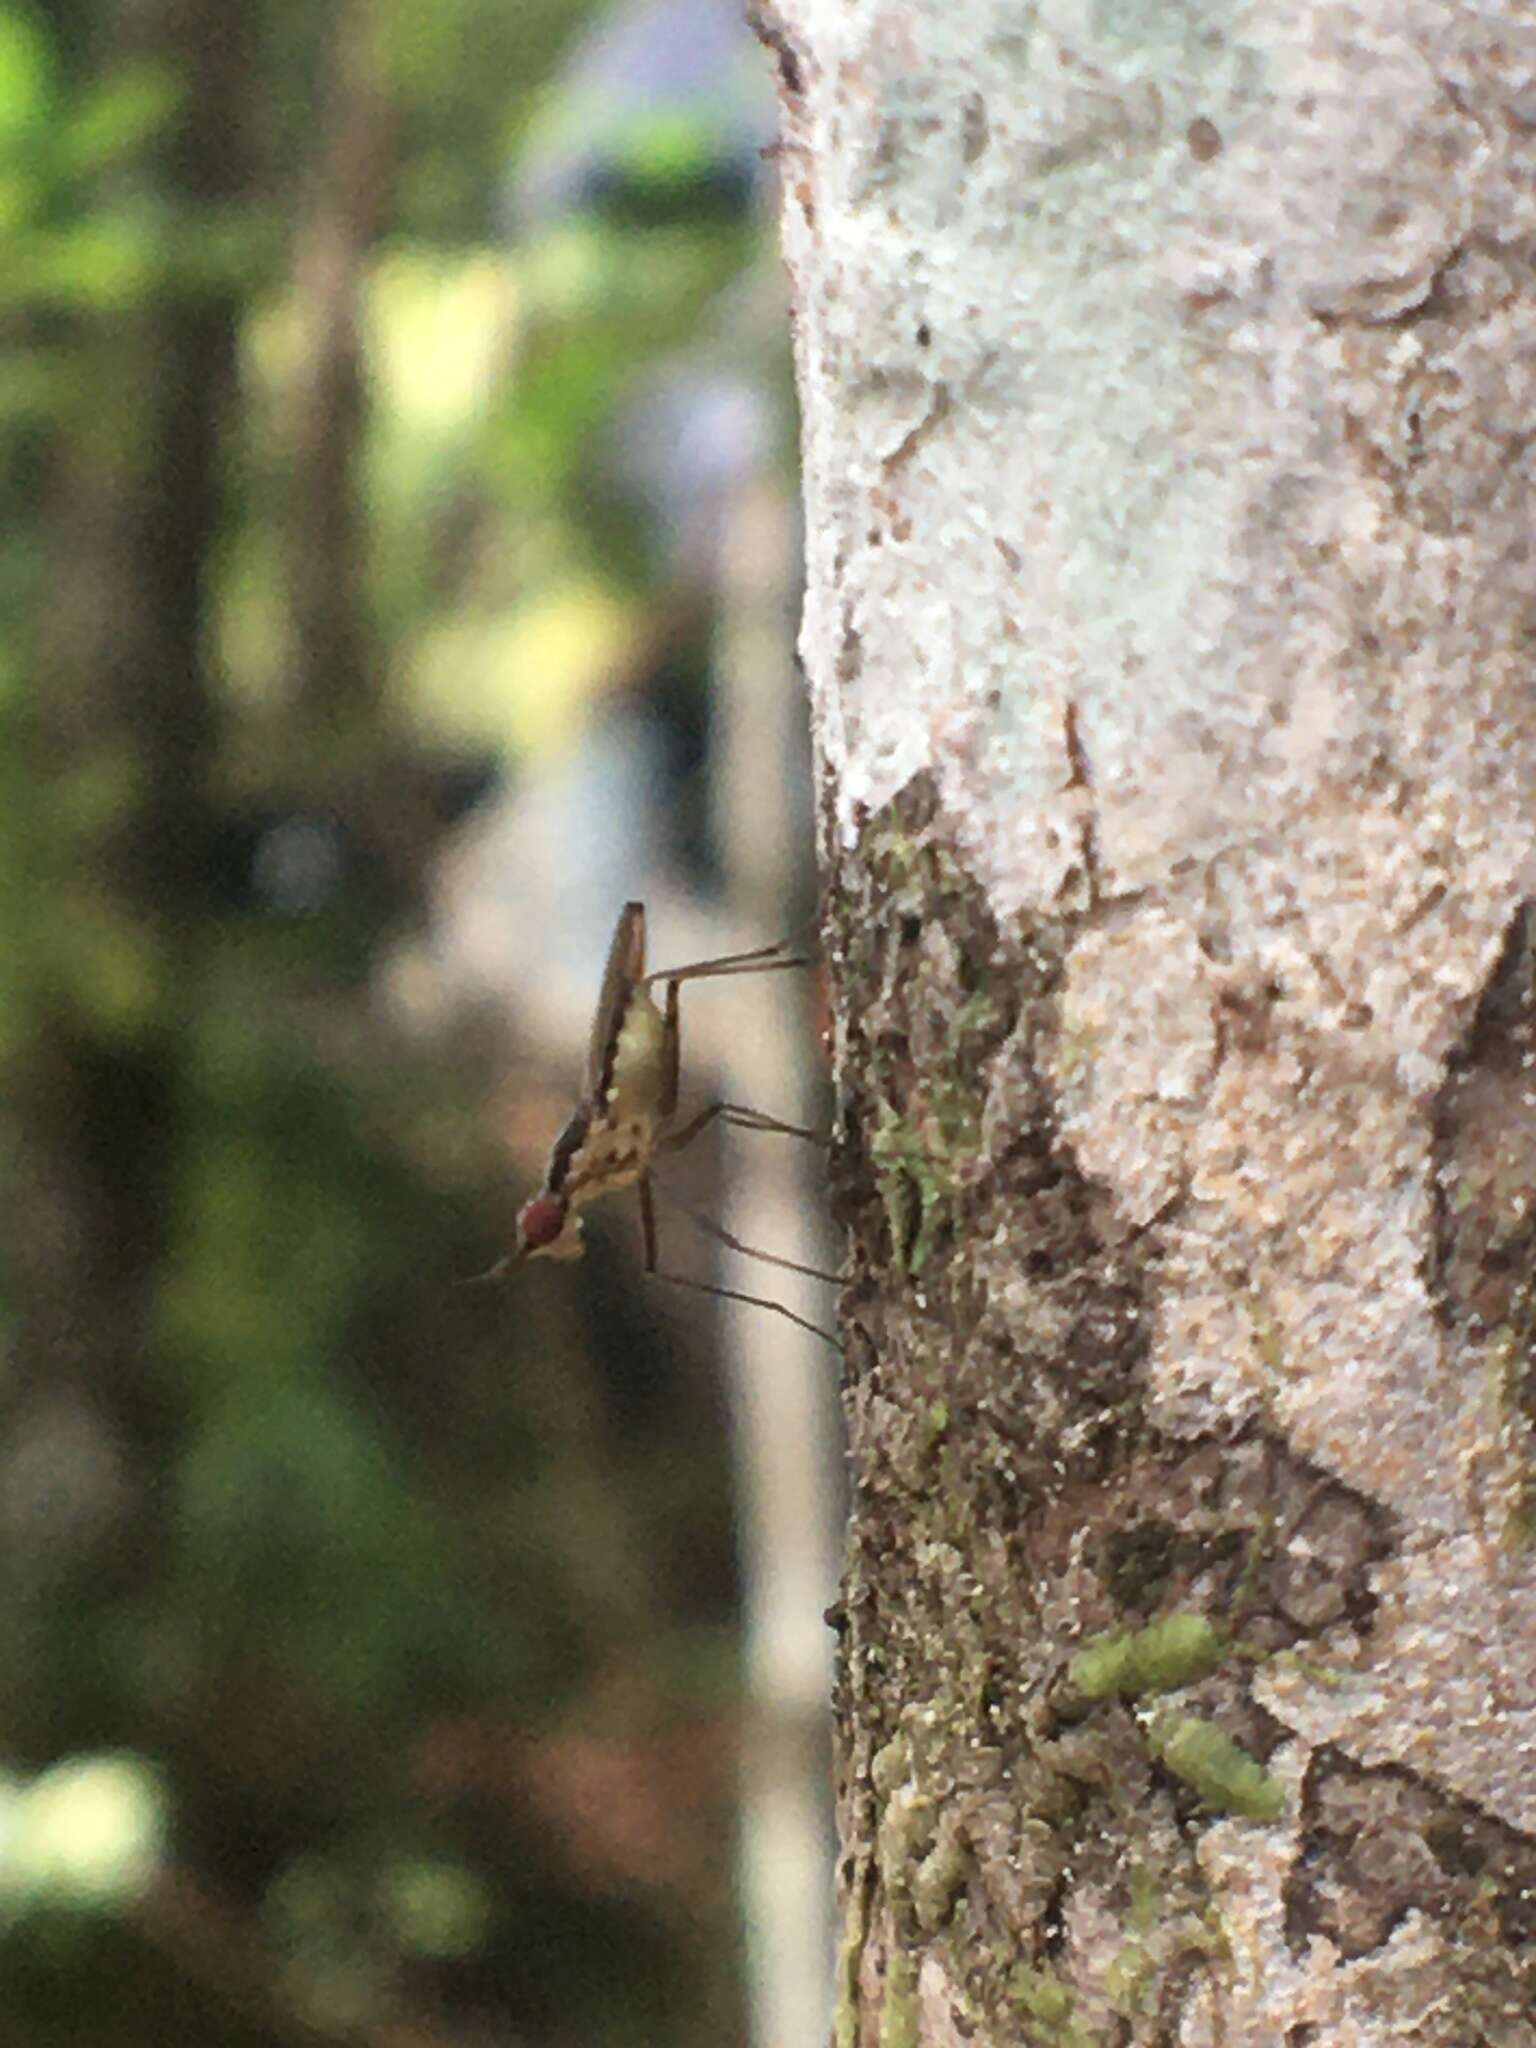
[766,1,1536,2041]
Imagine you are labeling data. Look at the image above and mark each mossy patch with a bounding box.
[878,1948,919,2048]
[1070,1613,1226,1699]
[827,772,1019,1285]
[870,1092,978,1275]
[1008,1961,1098,2048]
[1147,1712,1284,1822]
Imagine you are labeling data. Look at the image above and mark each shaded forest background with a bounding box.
[0,2,819,2042]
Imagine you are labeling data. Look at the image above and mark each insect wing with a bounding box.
[585,901,647,1101]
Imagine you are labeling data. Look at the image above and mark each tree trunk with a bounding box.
[23,0,252,1439]
[767,2,1536,2040]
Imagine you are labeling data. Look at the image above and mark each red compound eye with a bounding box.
[517,1195,567,1252]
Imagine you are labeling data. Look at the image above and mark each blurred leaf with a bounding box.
[0,4,52,154]
[58,63,181,174]
[369,248,517,439]
[29,890,167,1038]
[407,580,642,756]
[0,164,32,234]
[16,212,159,310]
[0,1755,166,1916]
[616,109,717,188]
[378,1854,492,1958]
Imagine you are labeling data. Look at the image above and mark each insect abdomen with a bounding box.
[606,988,667,1121]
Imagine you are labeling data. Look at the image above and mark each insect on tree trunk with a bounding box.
[763,1,1536,2039]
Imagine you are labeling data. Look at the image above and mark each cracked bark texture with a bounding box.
[766,2,1536,2042]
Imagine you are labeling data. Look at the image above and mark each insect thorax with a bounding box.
[565,1116,655,1205]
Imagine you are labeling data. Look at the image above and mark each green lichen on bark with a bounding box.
[1070,1613,1226,1699]
[1008,1961,1097,2047]
[879,1949,920,2048]
[829,771,1156,1506]
[871,1101,964,1276]
[1146,1712,1285,1823]
[831,789,1009,1282]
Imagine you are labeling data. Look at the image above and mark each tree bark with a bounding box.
[767,2,1536,2040]
[286,0,397,738]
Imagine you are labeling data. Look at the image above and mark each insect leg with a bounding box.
[660,1100,825,1155]
[652,1179,842,1286]
[639,1174,840,1348]
[642,938,808,989]
[660,976,683,1122]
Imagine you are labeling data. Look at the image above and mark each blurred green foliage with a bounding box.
[0,0,777,2041]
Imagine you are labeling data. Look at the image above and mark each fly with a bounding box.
[484,902,837,1343]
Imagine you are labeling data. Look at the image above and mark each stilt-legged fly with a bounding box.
[484,902,837,1342]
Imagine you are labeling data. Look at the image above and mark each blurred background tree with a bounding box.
[0,2,834,2042]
